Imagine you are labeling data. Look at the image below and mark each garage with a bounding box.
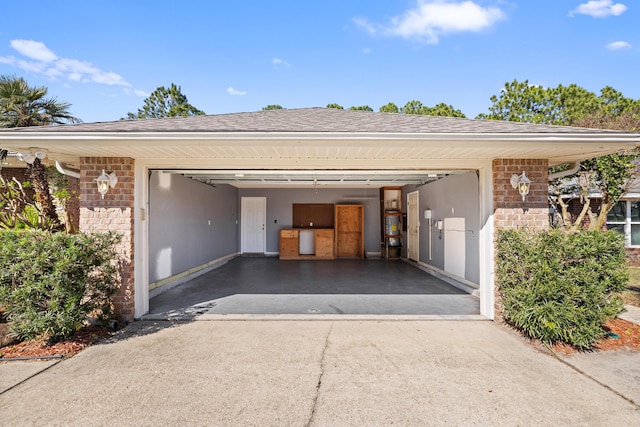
[145,168,482,318]
[3,107,636,321]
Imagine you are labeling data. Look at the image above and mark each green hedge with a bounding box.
[496,229,628,349]
[0,230,120,342]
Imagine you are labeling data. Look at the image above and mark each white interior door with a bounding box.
[407,191,419,261]
[241,197,266,253]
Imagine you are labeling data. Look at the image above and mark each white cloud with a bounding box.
[353,17,379,35]
[1,39,134,90]
[68,72,83,82]
[605,40,632,50]
[56,58,99,75]
[92,70,130,86]
[570,1,627,18]
[0,55,15,65]
[355,1,506,44]
[44,68,64,79]
[10,39,58,62]
[54,57,129,86]
[16,59,47,73]
[363,48,372,54]
[272,58,290,67]
[134,89,150,97]
[227,86,247,96]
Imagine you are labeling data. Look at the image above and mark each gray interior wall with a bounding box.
[238,188,381,253]
[404,172,480,284]
[149,172,238,283]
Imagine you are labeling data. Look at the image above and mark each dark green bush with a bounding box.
[0,230,120,342]
[496,229,628,349]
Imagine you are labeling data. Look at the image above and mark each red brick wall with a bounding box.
[493,159,549,230]
[562,198,640,265]
[626,248,640,267]
[79,157,135,322]
[0,167,35,202]
[563,198,602,229]
[1,166,80,231]
[493,159,549,319]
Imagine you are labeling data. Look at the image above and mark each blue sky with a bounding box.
[1,1,638,123]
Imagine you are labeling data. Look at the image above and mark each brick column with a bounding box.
[79,157,135,322]
[493,159,549,319]
[493,159,549,230]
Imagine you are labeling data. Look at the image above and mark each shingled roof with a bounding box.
[1,107,622,134]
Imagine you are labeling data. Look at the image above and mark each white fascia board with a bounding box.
[1,130,639,143]
[2,133,637,154]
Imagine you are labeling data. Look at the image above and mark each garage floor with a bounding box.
[145,257,481,319]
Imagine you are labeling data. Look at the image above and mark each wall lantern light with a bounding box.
[95,170,118,199]
[510,171,531,201]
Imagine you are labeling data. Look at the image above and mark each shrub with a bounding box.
[0,230,121,342]
[1,176,62,231]
[496,229,628,349]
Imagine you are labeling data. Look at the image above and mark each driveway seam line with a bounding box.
[548,350,640,409]
[0,358,64,396]
[306,321,334,427]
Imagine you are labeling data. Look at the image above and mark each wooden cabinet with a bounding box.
[380,187,403,259]
[335,204,364,259]
[279,228,334,260]
[279,229,299,259]
[314,229,335,258]
[278,204,364,260]
[292,204,334,228]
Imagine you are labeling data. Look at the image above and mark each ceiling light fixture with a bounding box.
[15,150,46,165]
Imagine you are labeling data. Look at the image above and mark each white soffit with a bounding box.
[1,132,638,167]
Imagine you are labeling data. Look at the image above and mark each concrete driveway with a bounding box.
[1,319,638,426]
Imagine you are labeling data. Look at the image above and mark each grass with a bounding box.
[624,267,640,307]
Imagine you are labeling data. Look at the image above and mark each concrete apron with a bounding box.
[144,257,482,321]
[1,320,638,425]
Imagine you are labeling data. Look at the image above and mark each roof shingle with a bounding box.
[1,107,623,134]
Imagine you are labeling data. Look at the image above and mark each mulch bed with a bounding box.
[0,326,114,359]
[550,318,640,355]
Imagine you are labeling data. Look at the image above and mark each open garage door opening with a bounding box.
[145,169,481,318]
